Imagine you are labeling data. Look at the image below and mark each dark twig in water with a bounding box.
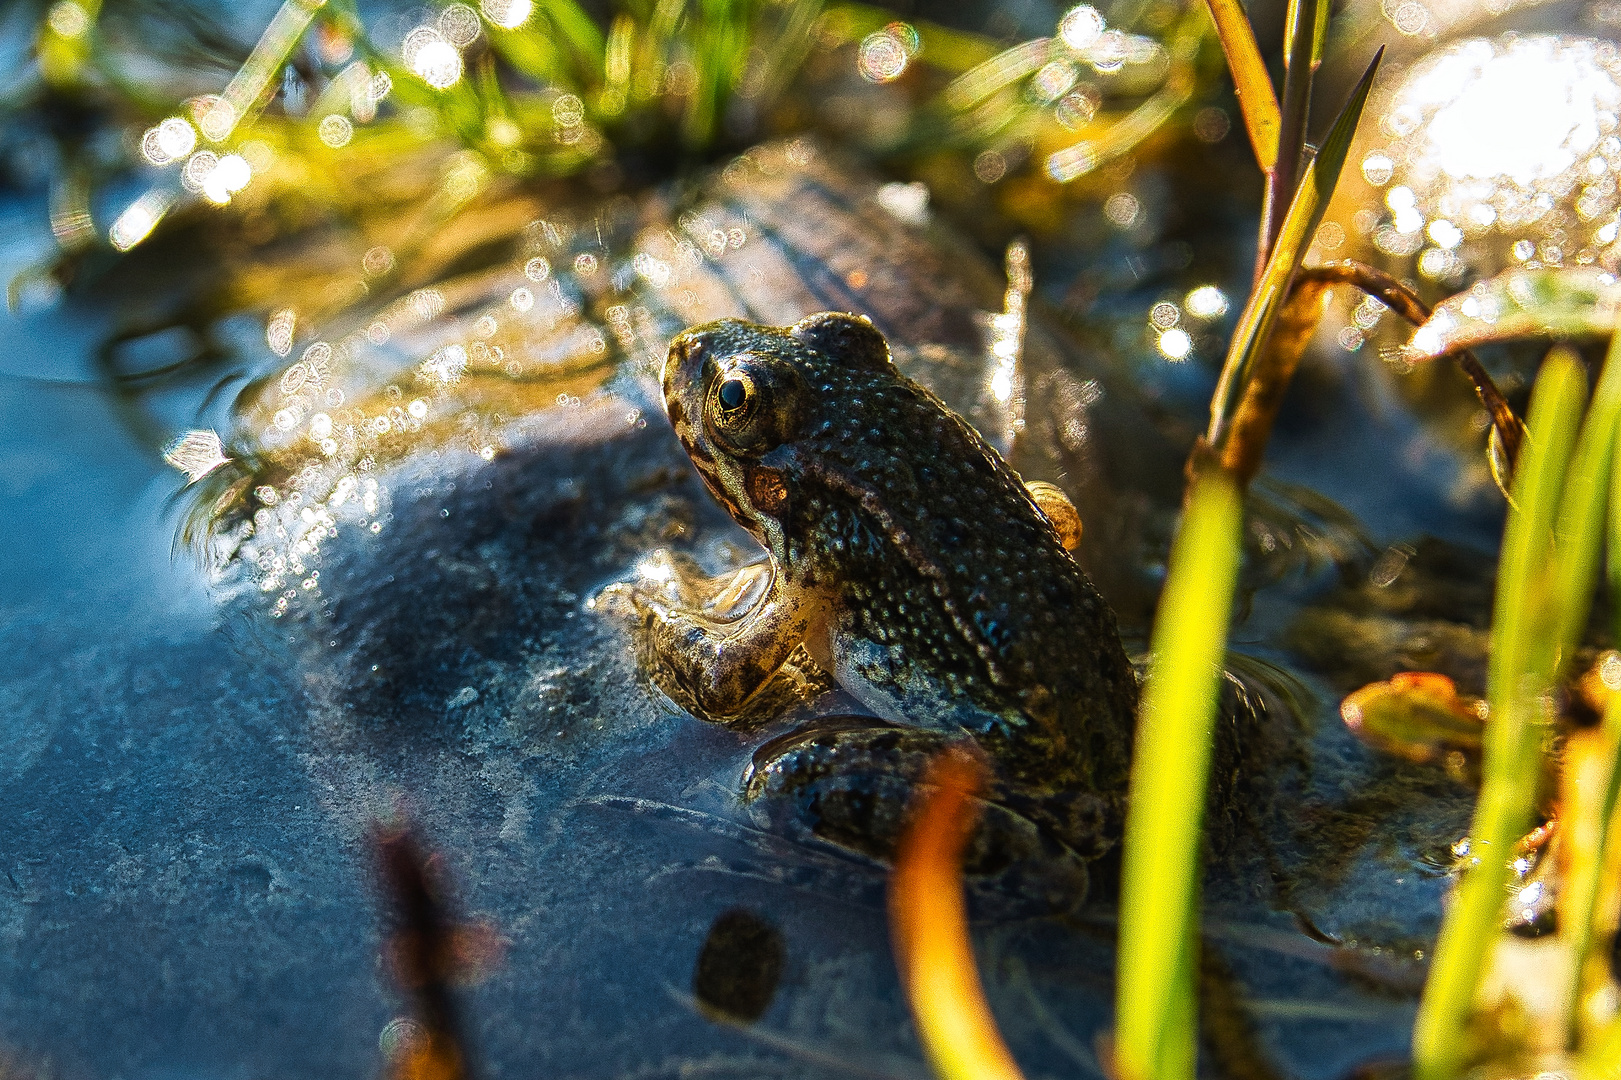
[1296,260,1525,466]
[373,825,475,1080]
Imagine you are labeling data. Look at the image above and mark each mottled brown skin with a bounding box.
[614,312,1140,871]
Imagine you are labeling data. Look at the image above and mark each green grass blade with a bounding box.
[1205,48,1380,454]
[1568,696,1621,1053]
[1199,0,1279,174]
[1411,349,1590,1080]
[1554,333,1621,662]
[1563,331,1621,1042]
[1262,0,1320,262]
[540,0,608,75]
[1310,0,1330,68]
[1115,472,1243,1080]
[1311,46,1381,203]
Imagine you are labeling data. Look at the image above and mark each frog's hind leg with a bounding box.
[742,722,1090,912]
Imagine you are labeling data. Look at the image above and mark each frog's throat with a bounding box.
[686,444,790,568]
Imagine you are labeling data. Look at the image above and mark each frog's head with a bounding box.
[663,312,894,555]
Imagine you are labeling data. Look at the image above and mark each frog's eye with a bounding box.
[717,375,751,413]
[705,359,803,455]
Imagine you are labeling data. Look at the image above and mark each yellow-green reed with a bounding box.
[1198,0,1280,174]
[1560,331,1621,1046]
[1412,349,1590,1079]
[1205,49,1380,460]
[1115,471,1243,1080]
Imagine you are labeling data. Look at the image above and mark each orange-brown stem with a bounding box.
[1297,262,1525,466]
[1202,259,1525,489]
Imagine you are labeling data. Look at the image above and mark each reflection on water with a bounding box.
[195,140,1030,622]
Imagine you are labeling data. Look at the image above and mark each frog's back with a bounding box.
[779,352,1138,803]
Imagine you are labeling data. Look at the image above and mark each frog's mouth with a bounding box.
[662,325,768,541]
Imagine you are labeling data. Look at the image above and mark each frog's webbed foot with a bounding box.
[592,549,770,622]
[591,551,833,726]
[743,722,1091,913]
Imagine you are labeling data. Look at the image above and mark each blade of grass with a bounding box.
[1204,48,1381,471]
[1199,0,1280,175]
[1115,471,1243,1080]
[1411,348,1590,1080]
[539,0,608,78]
[1565,702,1621,1054]
[1258,0,1320,272]
[214,0,327,141]
[889,749,1027,1080]
[1562,330,1621,1045]
[1552,333,1621,665]
[1581,1015,1621,1077]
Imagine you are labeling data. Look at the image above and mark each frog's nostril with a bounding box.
[666,330,711,392]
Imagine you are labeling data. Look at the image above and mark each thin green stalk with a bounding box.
[1205,49,1380,467]
[1554,333,1621,663]
[1570,696,1621,1054]
[1198,0,1279,174]
[1563,331,1621,1043]
[1115,472,1243,1080]
[1412,349,1590,1080]
[1258,0,1320,272]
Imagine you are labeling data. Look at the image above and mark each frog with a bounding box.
[601,311,1140,889]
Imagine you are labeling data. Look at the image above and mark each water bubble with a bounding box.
[439,3,482,46]
[405,28,462,90]
[1056,88,1100,130]
[203,154,252,205]
[1185,285,1229,318]
[362,246,395,276]
[181,151,219,193]
[973,150,1008,184]
[1362,153,1395,186]
[1157,328,1192,360]
[1104,192,1141,227]
[317,114,353,148]
[141,118,197,165]
[858,26,913,83]
[1059,5,1105,51]
[481,0,532,29]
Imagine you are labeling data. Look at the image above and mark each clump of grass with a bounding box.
[1409,347,1593,1078]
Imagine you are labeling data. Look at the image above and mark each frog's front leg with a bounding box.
[600,563,829,720]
